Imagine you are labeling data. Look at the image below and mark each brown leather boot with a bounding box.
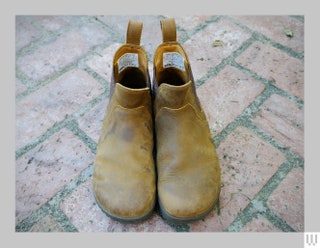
[153,18,221,223]
[93,20,156,222]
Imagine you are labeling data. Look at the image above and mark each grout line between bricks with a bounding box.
[208,42,304,232]
[15,63,78,102]
[66,119,97,154]
[244,160,300,232]
[15,90,106,159]
[15,16,115,230]
[166,222,190,232]
[254,160,302,202]
[15,202,49,232]
[216,104,303,232]
[195,36,256,88]
[16,37,114,103]
[212,84,273,148]
[179,15,222,44]
[16,164,93,232]
[15,67,35,89]
[16,117,68,159]
[49,208,78,232]
[16,15,119,58]
[87,15,124,43]
[214,97,303,232]
[225,157,300,231]
[290,15,304,23]
[78,62,111,90]
[225,199,296,232]
[262,208,296,232]
[231,61,304,109]
[225,15,304,61]
[16,16,118,102]
[16,16,89,58]
[245,121,304,164]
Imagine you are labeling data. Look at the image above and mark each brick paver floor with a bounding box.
[15,15,304,232]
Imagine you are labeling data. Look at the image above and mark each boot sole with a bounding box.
[158,193,220,224]
[93,192,156,223]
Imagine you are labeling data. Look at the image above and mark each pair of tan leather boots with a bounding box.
[93,18,221,223]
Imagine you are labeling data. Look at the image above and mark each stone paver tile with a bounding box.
[252,94,304,157]
[86,43,122,82]
[190,192,251,231]
[32,15,84,32]
[241,215,282,232]
[16,128,94,224]
[15,78,27,96]
[236,41,304,100]
[232,15,304,53]
[259,94,303,129]
[30,215,64,232]
[78,99,109,143]
[97,15,162,57]
[267,167,304,232]
[16,16,42,52]
[183,18,251,81]
[15,69,104,151]
[16,22,111,83]
[197,65,265,136]
[61,179,174,232]
[190,126,286,231]
[174,15,214,31]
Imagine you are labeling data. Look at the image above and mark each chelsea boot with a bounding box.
[153,18,221,223]
[93,20,156,222]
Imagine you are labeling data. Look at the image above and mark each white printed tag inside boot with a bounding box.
[118,53,139,73]
[163,52,185,71]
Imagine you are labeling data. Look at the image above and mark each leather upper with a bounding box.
[93,20,156,221]
[153,18,221,220]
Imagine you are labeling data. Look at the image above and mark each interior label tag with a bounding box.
[118,53,139,73]
[163,52,185,71]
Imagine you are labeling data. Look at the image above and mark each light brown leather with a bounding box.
[93,20,156,222]
[153,18,221,223]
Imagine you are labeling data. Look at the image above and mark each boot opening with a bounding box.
[154,43,189,86]
[113,45,149,89]
[118,67,147,89]
[157,67,187,86]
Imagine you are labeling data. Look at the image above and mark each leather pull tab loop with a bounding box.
[126,20,143,45]
[160,18,177,42]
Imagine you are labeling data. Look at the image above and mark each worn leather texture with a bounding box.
[153,18,221,222]
[93,20,156,222]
